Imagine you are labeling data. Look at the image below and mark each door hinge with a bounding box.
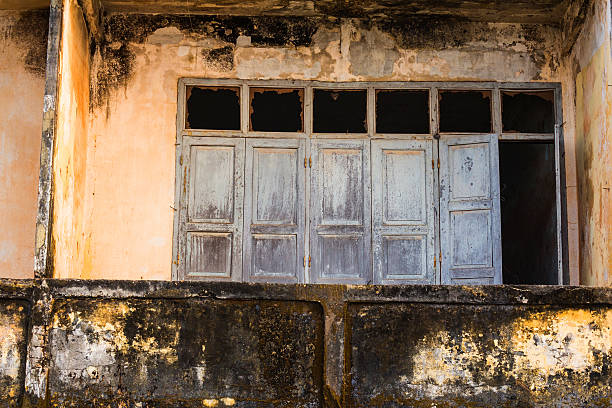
[304,256,311,268]
[433,254,436,268]
[304,157,307,168]
[179,155,183,165]
[431,159,434,169]
[309,156,312,168]
[437,158,440,169]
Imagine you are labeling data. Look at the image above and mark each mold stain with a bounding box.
[5,10,50,76]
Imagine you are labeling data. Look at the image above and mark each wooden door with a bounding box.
[244,139,306,283]
[371,140,437,284]
[439,134,502,284]
[309,140,372,283]
[177,137,245,281]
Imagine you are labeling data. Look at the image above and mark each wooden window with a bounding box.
[174,80,565,285]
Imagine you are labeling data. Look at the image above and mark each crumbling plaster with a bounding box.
[0,10,48,279]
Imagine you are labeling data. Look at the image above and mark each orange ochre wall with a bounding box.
[52,0,90,279]
[0,10,46,279]
[573,0,612,286]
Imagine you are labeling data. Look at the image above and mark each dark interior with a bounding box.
[502,90,555,133]
[376,90,429,134]
[250,88,303,132]
[186,86,241,130]
[439,90,492,133]
[313,89,367,133]
[500,141,558,284]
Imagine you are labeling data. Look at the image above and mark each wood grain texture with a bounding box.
[439,134,502,285]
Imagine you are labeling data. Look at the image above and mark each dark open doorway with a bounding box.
[499,141,558,284]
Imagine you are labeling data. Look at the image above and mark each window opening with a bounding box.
[313,89,367,133]
[250,88,304,132]
[375,89,429,134]
[499,141,558,284]
[502,90,554,133]
[186,86,240,130]
[439,90,492,133]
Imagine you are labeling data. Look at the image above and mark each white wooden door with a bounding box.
[244,139,305,283]
[309,140,372,283]
[178,137,245,281]
[371,140,437,284]
[439,134,502,284]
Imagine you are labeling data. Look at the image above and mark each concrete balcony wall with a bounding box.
[0,280,610,407]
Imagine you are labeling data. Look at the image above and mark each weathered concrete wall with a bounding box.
[0,10,48,279]
[0,280,609,407]
[52,0,91,279]
[48,298,324,406]
[71,11,575,280]
[350,304,612,407]
[569,0,611,285]
[0,299,29,407]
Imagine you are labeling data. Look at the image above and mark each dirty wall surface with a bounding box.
[0,10,48,279]
[72,10,576,281]
[572,0,612,286]
[0,280,611,407]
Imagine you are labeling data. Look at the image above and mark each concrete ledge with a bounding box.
[0,279,610,407]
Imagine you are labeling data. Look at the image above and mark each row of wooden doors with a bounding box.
[175,135,502,284]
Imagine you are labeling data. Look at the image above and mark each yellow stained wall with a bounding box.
[52,0,90,278]
[69,19,581,280]
[0,11,46,279]
[573,0,611,286]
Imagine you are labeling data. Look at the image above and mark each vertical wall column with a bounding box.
[34,0,63,278]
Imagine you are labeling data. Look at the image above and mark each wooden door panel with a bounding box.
[252,147,298,224]
[188,146,236,223]
[440,135,502,285]
[251,234,298,278]
[448,143,491,200]
[383,235,427,279]
[186,232,233,278]
[372,140,436,284]
[383,149,427,224]
[450,210,492,268]
[179,137,244,281]
[310,140,371,284]
[244,139,305,283]
[320,148,365,225]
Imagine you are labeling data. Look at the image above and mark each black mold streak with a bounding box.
[202,45,234,71]
[90,14,324,108]
[6,10,50,76]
